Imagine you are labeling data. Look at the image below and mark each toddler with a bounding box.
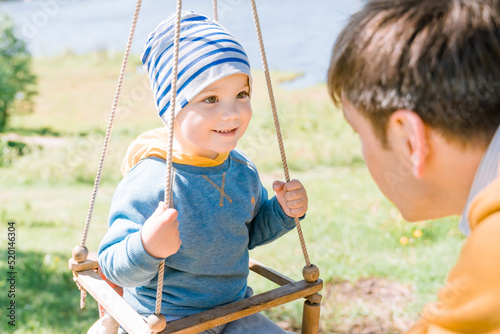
[98,11,307,334]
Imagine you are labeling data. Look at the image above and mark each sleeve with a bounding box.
[247,184,297,250]
[406,211,500,333]
[98,158,166,287]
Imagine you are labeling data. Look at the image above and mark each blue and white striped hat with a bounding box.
[142,11,252,124]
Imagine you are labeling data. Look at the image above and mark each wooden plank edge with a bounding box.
[160,279,323,334]
[249,259,322,304]
[75,269,151,334]
[69,251,98,271]
[249,258,294,286]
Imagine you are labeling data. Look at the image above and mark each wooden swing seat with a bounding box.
[70,253,322,334]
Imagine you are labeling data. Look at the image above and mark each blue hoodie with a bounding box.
[98,131,295,317]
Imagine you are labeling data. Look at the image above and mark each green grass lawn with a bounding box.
[0,53,465,333]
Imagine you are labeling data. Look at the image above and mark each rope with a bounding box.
[249,0,311,267]
[79,0,143,249]
[154,0,183,317]
[73,274,87,309]
[212,0,218,21]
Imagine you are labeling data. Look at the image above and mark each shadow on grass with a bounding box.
[0,250,98,333]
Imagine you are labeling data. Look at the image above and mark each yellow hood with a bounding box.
[120,127,229,176]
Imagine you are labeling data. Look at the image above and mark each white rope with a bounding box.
[212,0,218,21]
[249,0,311,267]
[79,0,143,249]
[154,0,183,317]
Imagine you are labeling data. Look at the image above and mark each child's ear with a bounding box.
[387,110,428,178]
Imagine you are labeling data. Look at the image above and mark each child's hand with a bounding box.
[273,179,308,218]
[141,202,182,259]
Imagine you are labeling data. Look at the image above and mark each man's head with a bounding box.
[328,0,500,221]
[329,0,500,146]
[142,11,252,124]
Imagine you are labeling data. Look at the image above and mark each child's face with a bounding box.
[174,73,252,159]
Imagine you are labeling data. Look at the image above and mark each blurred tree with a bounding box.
[0,14,37,132]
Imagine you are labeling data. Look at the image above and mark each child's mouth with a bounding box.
[214,128,237,135]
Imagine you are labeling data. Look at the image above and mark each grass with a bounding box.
[0,52,465,333]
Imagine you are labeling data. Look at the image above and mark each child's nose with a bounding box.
[219,103,239,120]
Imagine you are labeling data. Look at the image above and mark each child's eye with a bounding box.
[204,96,218,103]
[237,91,249,99]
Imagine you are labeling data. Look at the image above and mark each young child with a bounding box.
[98,11,307,334]
[328,0,500,332]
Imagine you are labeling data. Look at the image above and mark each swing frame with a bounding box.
[69,0,323,333]
[70,254,322,334]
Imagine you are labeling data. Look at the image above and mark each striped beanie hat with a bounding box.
[142,11,252,124]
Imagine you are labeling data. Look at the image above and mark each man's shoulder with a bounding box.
[469,176,500,230]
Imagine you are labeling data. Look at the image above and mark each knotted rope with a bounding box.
[154,0,183,318]
[249,0,311,267]
[79,0,143,250]
[73,0,143,309]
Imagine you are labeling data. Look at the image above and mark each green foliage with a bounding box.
[0,135,28,167]
[0,14,37,132]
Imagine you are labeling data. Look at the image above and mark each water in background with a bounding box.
[0,0,359,88]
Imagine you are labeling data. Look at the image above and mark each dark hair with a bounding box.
[328,0,500,144]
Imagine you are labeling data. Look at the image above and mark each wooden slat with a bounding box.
[75,270,151,334]
[68,252,98,272]
[249,259,322,304]
[160,279,323,334]
[249,258,294,286]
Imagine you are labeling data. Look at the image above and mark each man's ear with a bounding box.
[387,110,428,178]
